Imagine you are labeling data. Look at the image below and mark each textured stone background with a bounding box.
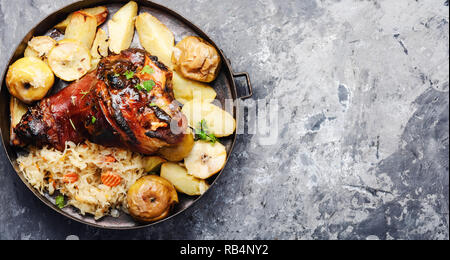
[0,0,448,240]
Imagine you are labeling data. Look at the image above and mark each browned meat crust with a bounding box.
[14,49,186,155]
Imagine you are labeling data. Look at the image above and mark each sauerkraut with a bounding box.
[17,141,149,219]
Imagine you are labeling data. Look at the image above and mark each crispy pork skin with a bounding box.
[14,49,186,154]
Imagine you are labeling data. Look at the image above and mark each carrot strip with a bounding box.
[101,171,121,187]
[63,172,79,184]
[104,155,117,163]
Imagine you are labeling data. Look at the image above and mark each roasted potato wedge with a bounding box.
[182,101,236,138]
[184,141,227,180]
[127,175,178,223]
[90,28,109,71]
[172,36,221,83]
[10,97,28,146]
[161,163,209,196]
[159,132,195,162]
[54,6,109,32]
[108,1,138,54]
[90,28,109,58]
[23,36,57,63]
[48,39,91,81]
[143,156,167,173]
[6,57,55,104]
[10,97,28,128]
[64,11,97,49]
[136,12,174,66]
[172,72,217,104]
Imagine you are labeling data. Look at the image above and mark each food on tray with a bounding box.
[160,163,209,196]
[184,141,227,179]
[63,172,79,184]
[10,97,28,129]
[172,72,216,104]
[6,57,55,104]
[101,170,122,187]
[159,132,195,162]
[172,36,221,83]
[10,97,28,146]
[108,1,138,54]
[136,12,174,66]
[91,29,109,58]
[23,36,57,62]
[127,175,178,222]
[47,39,91,81]
[90,28,109,70]
[64,11,97,50]
[8,2,236,223]
[54,6,108,32]
[17,141,151,219]
[13,49,186,154]
[182,101,236,137]
[143,156,167,172]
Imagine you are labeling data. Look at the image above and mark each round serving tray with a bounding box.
[0,0,252,229]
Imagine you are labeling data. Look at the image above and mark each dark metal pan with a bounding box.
[0,0,252,229]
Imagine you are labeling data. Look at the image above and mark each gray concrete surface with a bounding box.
[0,0,448,240]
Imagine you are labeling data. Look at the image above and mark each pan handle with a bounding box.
[233,72,253,100]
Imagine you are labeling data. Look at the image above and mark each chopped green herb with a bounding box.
[149,103,157,107]
[114,73,120,77]
[124,70,135,79]
[80,90,89,100]
[141,65,154,75]
[142,80,155,91]
[195,119,217,144]
[55,195,66,209]
[200,119,208,131]
[91,116,97,124]
[135,80,155,92]
[69,119,77,131]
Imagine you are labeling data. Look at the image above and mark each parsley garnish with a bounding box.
[143,80,155,90]
[124,70,135,79]
[141,65,154,75]
[80,90,89,100]
[91,116,97,124]
[149,103,157,107]
[69,119,77,131]
[55,195,66,209]
[195,120,218,144]
[135,80,155,92]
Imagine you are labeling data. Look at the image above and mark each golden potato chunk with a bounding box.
[182,101,236,138]
[10,97,28,146]
[54,6,109,32]
[6,57,55,104]
[159,132,195,162]
[184,141,227,180]
[172,36,221,83]
[90,28,109,58]
[90,28,109,71]
[10,97,28,128]
[161,163,209,196]
[142,156,167,173]
[136,12,174,66]
[172,72,217,104]
[108,1,138,54]
[65,11,97,49]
